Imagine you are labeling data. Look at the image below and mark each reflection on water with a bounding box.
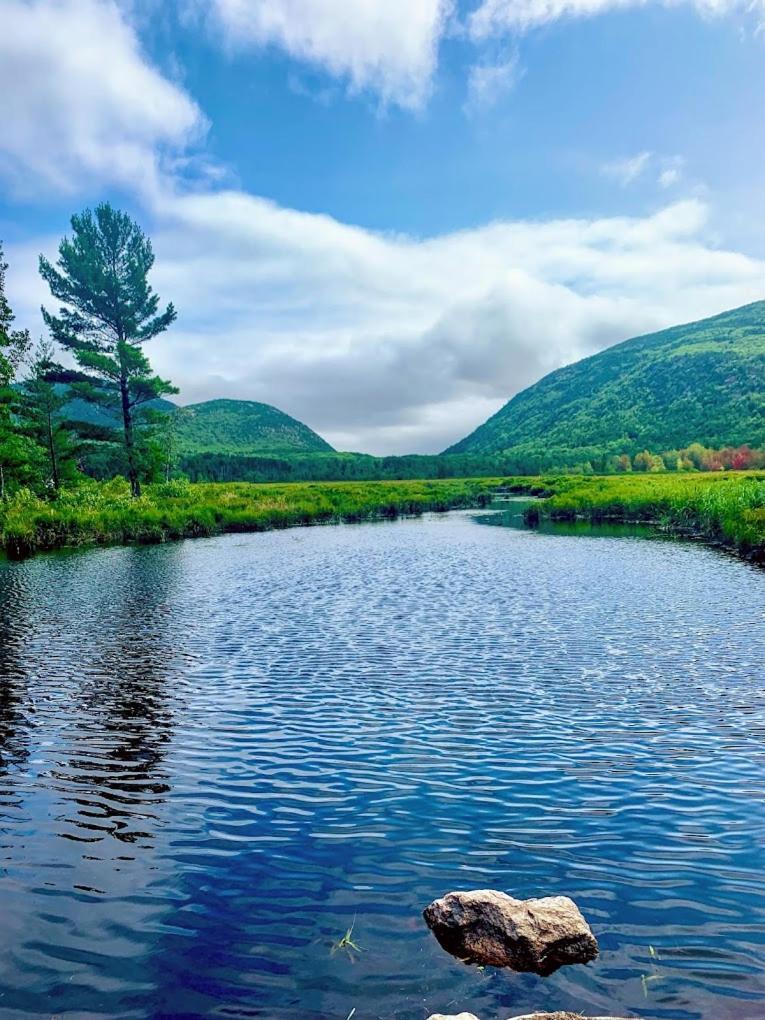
[475,498,665,542]
[1,514,765,1019]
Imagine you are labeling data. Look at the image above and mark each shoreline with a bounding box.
[523,472,765,565]
[3,471,765,564]
[0,477,501,560]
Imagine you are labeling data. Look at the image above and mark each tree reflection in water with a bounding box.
[0,568,32,801]
[48,546,188,850]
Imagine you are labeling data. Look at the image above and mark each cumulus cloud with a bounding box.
[202,0,452,109]
[10,188,765,454]
[0,0,205,196]
[83,191,760,454]
[3,0,763,454]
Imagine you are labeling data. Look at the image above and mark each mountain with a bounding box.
[174,399,334,456]
[446,300,765,459]
[63,395,334,456]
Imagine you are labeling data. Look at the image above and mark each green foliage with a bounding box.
[0,242,32,384]
[179,450,549,483]
[0,476,500,558]
[331,919,363,958]
[17,340,78,490]
[174,398,335,456]
[39,203,177,496]
[530,471,765,560]
[448,301,765,461]
[1,242,44,498]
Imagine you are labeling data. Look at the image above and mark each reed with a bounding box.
[0,476,500,558]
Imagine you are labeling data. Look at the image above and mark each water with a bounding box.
[1,510,765,1020]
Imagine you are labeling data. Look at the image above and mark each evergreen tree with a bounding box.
[39,204,177,497]
[0,243,36,499]
[18,340,76,490]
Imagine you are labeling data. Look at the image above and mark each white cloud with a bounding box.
[2,0,763,455]
[601,151,688,190]
[658,156,685,188]
[470,0,764,33]
[11,186,764,454]
[75,191,758,454]
[0,0,205,196]
[203,0,452,109]
[601,151,652,186]
[465,53,523,111]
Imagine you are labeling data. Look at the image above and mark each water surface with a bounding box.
[1,511,764,1019]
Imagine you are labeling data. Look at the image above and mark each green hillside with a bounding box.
[446,300,765,459]
[62,395,334,456]
[174,399,334,455]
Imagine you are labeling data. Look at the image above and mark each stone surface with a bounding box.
[423,889,599,976]
[426,1014,481,1020]
[427,1014,626,1020]
[506,1014,627,1019]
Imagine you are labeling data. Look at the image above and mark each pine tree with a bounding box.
[39,204,177,497]
[18,340,76,491]
[0,243,35,499]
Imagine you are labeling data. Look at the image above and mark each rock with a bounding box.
[423,889,599,976]
[426,1015,481,1020]
[428,1014,626,1020]
[506,1014,627,1019]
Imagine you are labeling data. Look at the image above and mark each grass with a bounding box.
[0,476,501,559]
[4,471,765,563]
[525,471,765,561]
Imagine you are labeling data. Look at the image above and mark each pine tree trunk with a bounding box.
[46,406,60,491]
[120,376,141,498]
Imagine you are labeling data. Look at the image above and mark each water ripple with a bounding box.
[1,513,765,1018]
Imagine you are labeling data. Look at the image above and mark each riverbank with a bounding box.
[525,472,765,562]
[3,471,765,561]
[0,477,501,558]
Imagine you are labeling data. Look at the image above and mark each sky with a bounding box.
[1,0,764,454]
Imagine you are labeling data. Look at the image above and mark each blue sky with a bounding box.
[1,0,764,453]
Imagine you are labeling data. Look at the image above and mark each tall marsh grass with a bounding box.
[533,472,765,559]
[0,476,501,558]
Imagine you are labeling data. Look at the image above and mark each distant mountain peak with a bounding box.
[63,394,334,457]
[177,398,334,456]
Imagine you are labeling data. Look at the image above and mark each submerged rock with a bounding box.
[427,1014,625,1020]
[426,1014,481,1020]
[423,889,599,976]
[505,1014,626,1019]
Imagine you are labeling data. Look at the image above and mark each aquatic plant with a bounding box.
[331,919,363,958]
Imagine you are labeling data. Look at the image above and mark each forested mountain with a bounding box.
[64,395,334,456]
[447,301,765,460]
[174,399,334,455]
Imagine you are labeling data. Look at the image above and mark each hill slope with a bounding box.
[446,300,765,458]
[62,395,334,456]
[174,399,334,456]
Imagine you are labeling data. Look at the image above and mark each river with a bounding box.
[1,508,764,1019]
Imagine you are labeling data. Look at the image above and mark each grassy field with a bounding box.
[0,476,501,558]
[525,471,765,561]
